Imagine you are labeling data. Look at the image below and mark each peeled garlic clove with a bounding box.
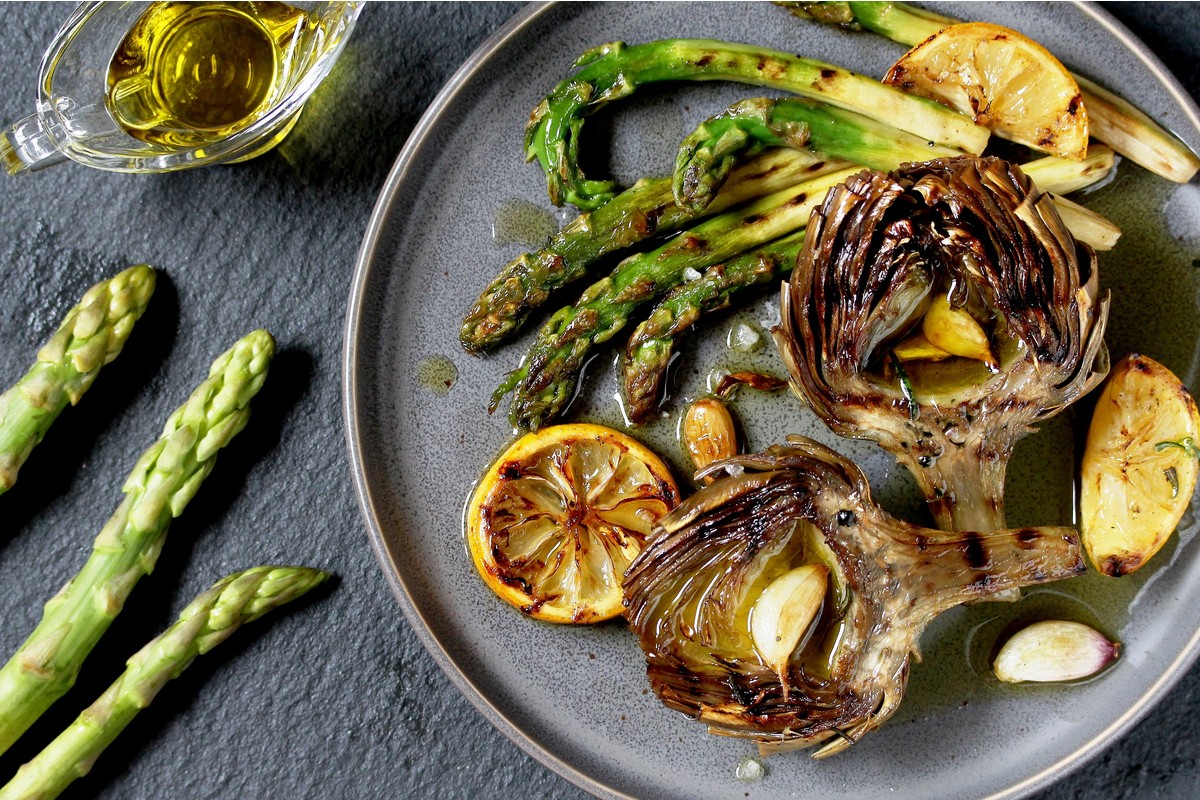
[750,564,828,679]
[682,397,738,477]
[923,293,998,368]
[893,331,953,362]
[993,620,1119,683]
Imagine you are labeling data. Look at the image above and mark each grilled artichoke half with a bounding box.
[776,156,1110,532]
[624,437,1084,756]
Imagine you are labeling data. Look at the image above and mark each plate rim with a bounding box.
[342,4,1200,799]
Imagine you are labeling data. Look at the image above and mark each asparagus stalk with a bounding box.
[0,566,329,800]
[674,97,960,211]
[621,149,1120,421]
[780,1,1200,183]
[493,167,859,429]
[623,231,807,424]
[460,148,850,353]
[0,265,156,495]
[1051,194,1121,251]
[527,38,989,210]
[0,330,275,755]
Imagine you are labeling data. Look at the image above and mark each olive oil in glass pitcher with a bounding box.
[1,1,361,175]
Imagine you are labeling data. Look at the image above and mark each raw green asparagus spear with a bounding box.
[621,149,1121,421]
[674,97,960,211]
[0,330,275,756]
[0,265,156,495]
[492,167,860,429]
[623,231,807,424]
[526,38,988,210]
[780,1,1200,183]
[460,148,849,353]
[0,566,328,800]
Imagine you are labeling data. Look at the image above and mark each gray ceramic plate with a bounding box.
[344,3,1200,798]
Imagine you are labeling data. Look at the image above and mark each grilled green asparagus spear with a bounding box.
[0,265,156,495]
[0,330,275,756]
[621,149,1120,421]
[492,168,859,429]
[674,97,959,211]
[460,148,849,353]
[778,1,1200,183]
[0,566,328,800]
[527,38,988,210]
[623,231,807,423]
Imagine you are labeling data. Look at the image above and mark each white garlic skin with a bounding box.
[993,620,1119,684]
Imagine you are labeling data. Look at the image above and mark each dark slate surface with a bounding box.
[0,3,1194,799]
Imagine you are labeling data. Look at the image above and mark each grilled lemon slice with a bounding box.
[884,22,1088,160]
[1081,354,1200,576]
[467,423,679,623]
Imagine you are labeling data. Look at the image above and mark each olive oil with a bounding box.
[106,2,310,149]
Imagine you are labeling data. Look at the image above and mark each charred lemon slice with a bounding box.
[1081,354,1200,576]
[884,22,1088,160]
[467,423,679,623]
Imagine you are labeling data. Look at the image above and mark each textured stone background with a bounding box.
[0,3,1195,799]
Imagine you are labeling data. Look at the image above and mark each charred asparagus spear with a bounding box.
[0,566,329,800]
[0,330,275,755]
[623,231,807,423]
[460,148,848,353]
[526,38,989,210]
[0,265,156,495]
[674,97,959,211]
[492,167,859,429]
[779,1,1200,182]
[621,148,1119,423]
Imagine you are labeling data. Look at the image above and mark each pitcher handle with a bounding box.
[1,113,68,176]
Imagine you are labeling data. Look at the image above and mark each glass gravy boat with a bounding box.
[1,1,362,176]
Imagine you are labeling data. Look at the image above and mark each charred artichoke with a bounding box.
[624,437,1084,755]
[776,156,1110,532]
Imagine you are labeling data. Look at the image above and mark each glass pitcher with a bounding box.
[1,1,362,176]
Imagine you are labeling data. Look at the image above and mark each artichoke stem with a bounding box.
[906,444,1009,532]
[902,523,1085,620]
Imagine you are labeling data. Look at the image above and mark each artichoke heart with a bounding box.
[624,437,1084,757]
[776,156,1110,533]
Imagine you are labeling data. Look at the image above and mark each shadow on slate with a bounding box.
[266,1,527,192]
[0,272,179,551]
[0,346,314,791]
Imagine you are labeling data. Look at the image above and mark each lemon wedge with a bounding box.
[1081,354,1200,576]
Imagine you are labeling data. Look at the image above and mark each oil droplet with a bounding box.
[492,199,557,247]
[735,754,765,782]
[417,356,458,395]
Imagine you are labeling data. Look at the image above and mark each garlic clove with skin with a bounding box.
[993,620,1119,683]
[682,397,738,479]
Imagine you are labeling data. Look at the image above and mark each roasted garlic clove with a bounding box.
[682,397,738,478]
[750,564,828,684]
[993,620,1119,683]
[922,293,997,369]
[893,331,952,362]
